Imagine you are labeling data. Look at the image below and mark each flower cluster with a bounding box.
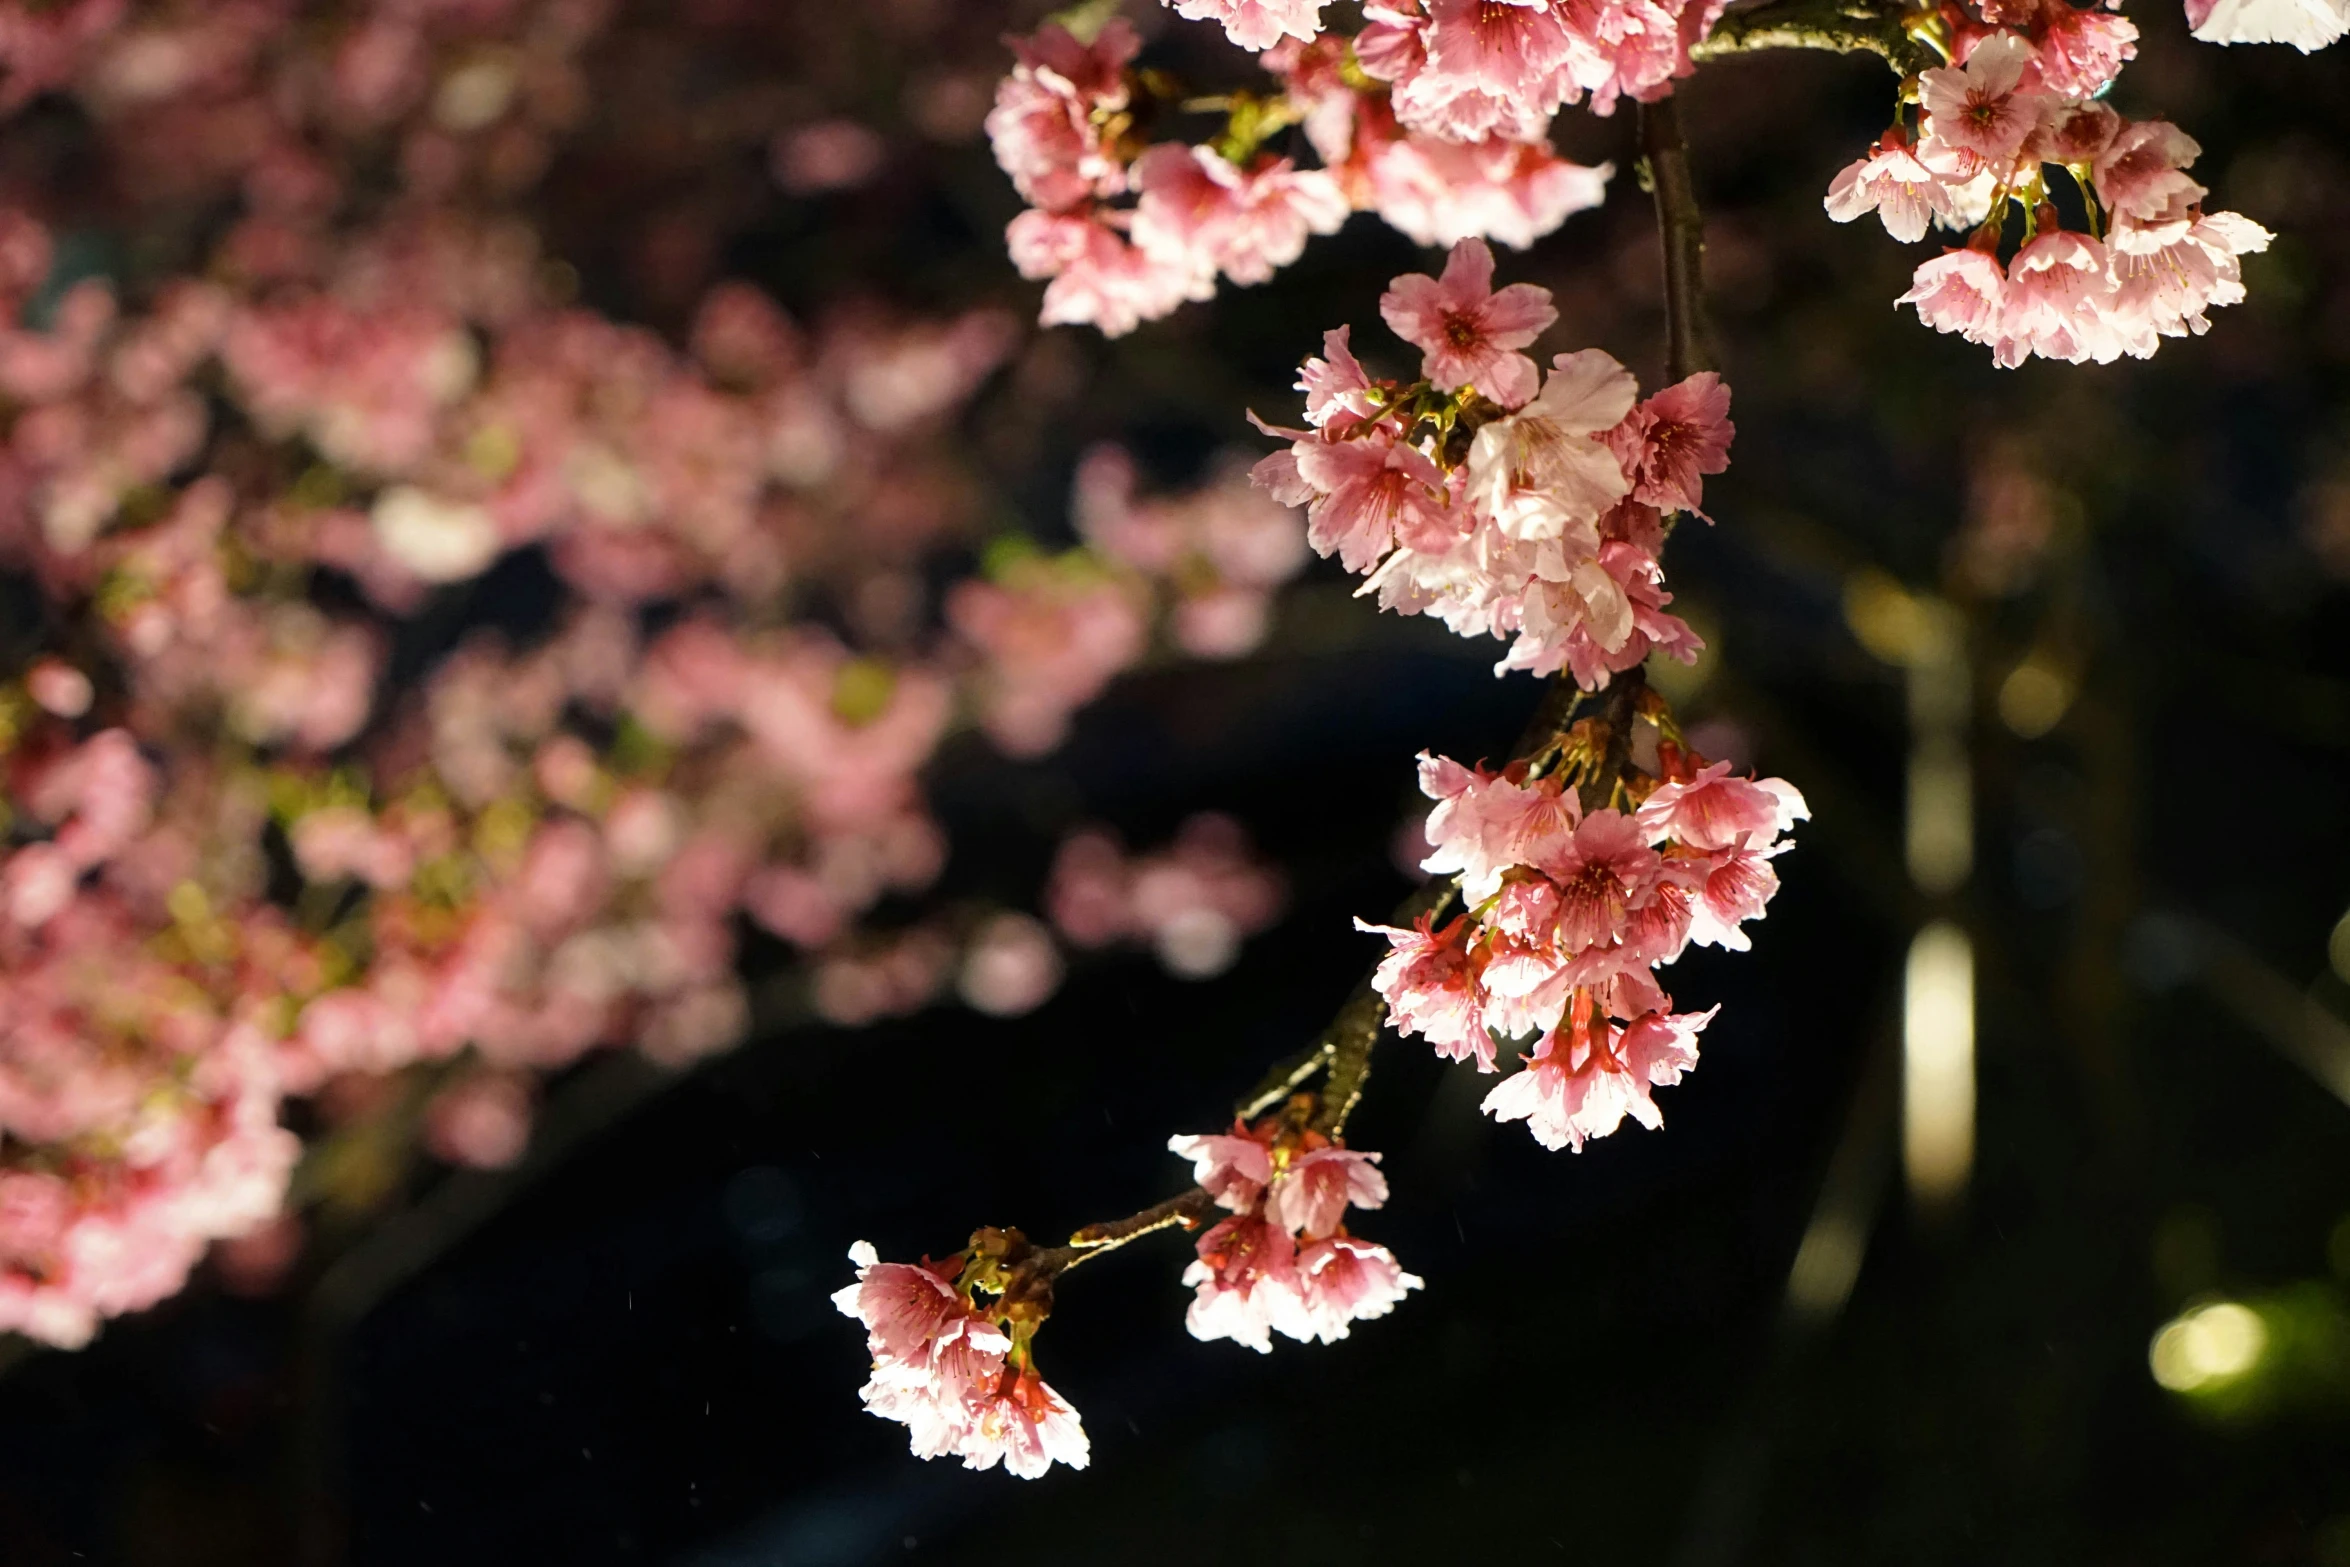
[1363,744,1805,1151]
[1170,1110,1419,1352]
[1254,239,1724,685]
[1826,29,2272,365]
[1349,0,1727,127]
[992,19,1348,336]
[834,1235,1090,1479]
[988,10,1619,335]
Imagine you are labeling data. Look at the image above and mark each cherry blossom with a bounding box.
[1170,0,1335,50]
[1919,34,2046,167]
[1291,1235,1423,1342]
[1131,145,1349,288]
[1170,1126,1278,1212]
[1379,238,1558,409]
[834,1240,1091,1478]
[1359,912,1496,1068]
[1266,1146,1389,1238]
[2184,0,2350,48]
[1184,1213,1305,1352]
[1825,128,1965,244]
[1605,373,1735,516]
[986,20,1139,215]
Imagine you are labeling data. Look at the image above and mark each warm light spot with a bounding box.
[1785,1210,1868,1321]
[2149,1301,2267,1392]
[2329,907,2350,986]
[1906,739,1972,896]
[1842,568,1931,664]
[1903,921,1974,1211]
[1997,656,2074,739]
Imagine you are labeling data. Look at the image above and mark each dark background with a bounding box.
[2,2,2349,1563]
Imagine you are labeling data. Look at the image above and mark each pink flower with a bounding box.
[837,1238,1086,1475]
[1603,372,1733,516]
[1359,912,1495,1068]
[1416,753,1541,898]
[1005,210,1207,338]
[1686,845,1783,951]
[1291,1235,1422,1342]
[1266,1146,1388,1238]
[957,1364,1092,1479]
[2032,99,2122,167]
[1898,244,2007,345]
[422,1073,533,1169]
[1481,993,1713,1151]
[1168,1126,1277,1212]
[1358,120,1612,251]
[2103,209,2271,354]
[1379,239,1558,409]
[1533,808,1660,955]
[1183,1214,1306,1352]
[1466,348,1638,542]
[1918,33,2046,168]
[946,559,1148,758]
[1824,128,1964,244]
[2183,0,2349,49]
[1635,761,1808,852]
[834,1240,989,1366]
[1291,427,1455,571]
[986,21,1138,214]
[1297,326,1384,432]
[1995,225,2119,367]
[2021,0,2137,97]
[2092,121,2206,242]
[1400,0,1575,144]
[1131,145,1347,288]
[1168,0,1333,50]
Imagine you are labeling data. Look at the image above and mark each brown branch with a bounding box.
[1580,668,1650,814]
[1067,1187,1220,1250]
[1640,94,1715,384]
[1689,0,1941,73]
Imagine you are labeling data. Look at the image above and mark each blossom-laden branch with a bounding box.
[843,108,1817,1467]
[853,0,2350,1481]
[993,0,2314,359]
[1823,23,2273,366]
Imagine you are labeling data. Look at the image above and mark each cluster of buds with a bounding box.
[1828,26,2271,366]
[1255,238,1725,686]
[1364,729,1806,1152]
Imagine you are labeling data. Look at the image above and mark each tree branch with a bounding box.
[1641,94,1716,384]
[1689,0,1941,73]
